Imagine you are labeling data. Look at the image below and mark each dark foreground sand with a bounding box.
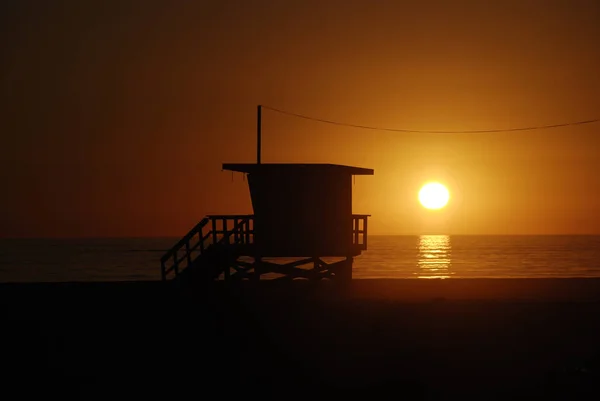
[1,279,600,400]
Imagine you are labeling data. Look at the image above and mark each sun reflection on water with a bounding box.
[416,235,453,279]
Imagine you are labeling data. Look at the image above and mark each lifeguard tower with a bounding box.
[160,107,374,283]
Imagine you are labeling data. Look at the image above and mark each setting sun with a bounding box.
[418,182,450,210]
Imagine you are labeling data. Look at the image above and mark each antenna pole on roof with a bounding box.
[257,105,262,164]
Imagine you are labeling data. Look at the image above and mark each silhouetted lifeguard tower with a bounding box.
[160,106,373,283]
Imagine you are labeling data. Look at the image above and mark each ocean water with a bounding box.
[1,235,600,282]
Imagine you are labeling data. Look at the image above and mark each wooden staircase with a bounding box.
[160,215,254,282]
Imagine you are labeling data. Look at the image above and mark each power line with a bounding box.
[262,105,600,134]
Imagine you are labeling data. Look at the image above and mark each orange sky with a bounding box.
[1,0,599,237]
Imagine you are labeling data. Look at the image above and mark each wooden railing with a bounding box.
[160,217,209,281]
[352,214,369,250]
[161,214,369,281]
[206,215,254,247]
[160,215,253,281]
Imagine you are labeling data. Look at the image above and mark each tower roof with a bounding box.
[222,163,374,175]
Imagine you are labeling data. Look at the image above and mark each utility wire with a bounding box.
[262,105,599,134]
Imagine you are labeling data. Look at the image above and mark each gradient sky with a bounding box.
[1,0,599,237]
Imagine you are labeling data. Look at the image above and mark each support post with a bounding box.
[211,218,217,245]
[363,217,368,249]
[257,105,262,164]
[185,240,192,266]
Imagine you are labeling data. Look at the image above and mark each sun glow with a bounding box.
[418,182,450,210]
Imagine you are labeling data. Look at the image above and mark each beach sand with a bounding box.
[1,279,599,400]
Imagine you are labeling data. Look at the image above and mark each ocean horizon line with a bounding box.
[2,233,600,240]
